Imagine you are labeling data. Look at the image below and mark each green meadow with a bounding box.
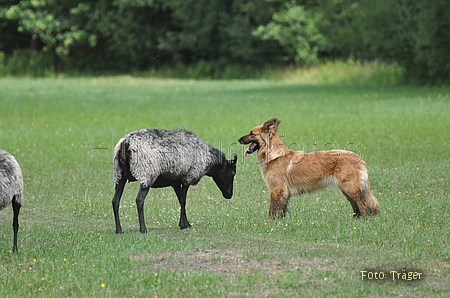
[0,77,449,297]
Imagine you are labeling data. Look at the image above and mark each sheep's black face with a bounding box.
[213,153,237,199]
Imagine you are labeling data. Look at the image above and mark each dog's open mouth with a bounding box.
[244,142,260,157]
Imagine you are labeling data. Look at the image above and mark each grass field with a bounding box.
[0,77,449,297]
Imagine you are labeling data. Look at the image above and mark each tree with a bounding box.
[410,0,450,83]
[157,0,283,65]
[319,0,450,83]
[253,2,325,65]
[1,0,284,72]
[3,1,88,56]
[0,0,35,55]
[1,0,449,82]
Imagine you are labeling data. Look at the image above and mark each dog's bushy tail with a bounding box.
[366,192,380,214]
[360,166,380,215]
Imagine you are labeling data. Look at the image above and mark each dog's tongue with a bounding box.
[244,143,256,158]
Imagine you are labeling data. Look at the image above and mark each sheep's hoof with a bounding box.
[179,224,191,230]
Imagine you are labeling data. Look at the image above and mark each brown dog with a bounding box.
[238,118,380,219]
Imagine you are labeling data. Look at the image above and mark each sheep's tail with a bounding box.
[113,138,129,187]
[360,166,380,215]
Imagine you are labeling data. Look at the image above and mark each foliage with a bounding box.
[155,0,282,65]
[3,0,90,56]
[319,0,450,84]
[268,59,405,85]
[0,0,282,71]
[1,49,54,76]
[253,2,325,65]
[1,0,173,71]
[0,0,449,83]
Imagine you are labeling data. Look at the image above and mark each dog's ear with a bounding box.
[262,118,281,134]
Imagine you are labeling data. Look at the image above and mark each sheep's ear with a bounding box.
[229,153,237,164]
[262,118,280,133]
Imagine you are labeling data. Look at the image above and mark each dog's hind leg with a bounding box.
[338,178,370,219]
[341,189,371,219]
[341,168,380,218]
[269,186,290,219]
[341,190,361,217]
[336,168,372,219]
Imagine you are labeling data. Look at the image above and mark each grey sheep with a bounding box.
[112,128,237,233]
[0,150,24,252]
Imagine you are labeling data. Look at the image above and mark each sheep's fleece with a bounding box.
[113,129,226,188]
[0,150,24,210]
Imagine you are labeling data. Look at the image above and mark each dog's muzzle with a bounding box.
[238,137,260,157]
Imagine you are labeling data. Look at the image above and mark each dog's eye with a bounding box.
[250,131,254,136]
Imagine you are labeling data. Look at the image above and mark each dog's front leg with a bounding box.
[269,187,289,218]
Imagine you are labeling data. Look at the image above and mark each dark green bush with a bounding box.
[3,50,54,77]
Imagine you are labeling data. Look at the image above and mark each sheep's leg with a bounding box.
[136,185,150,233]
[173,184,191,229]
[12,198,21,252]
[112,177,127,234]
